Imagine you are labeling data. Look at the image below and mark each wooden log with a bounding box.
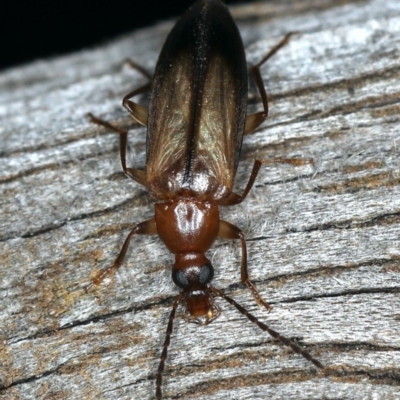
[1,0,400,398]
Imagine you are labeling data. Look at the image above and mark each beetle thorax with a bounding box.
[154,199,219,254]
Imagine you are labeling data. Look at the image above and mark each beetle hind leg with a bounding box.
[87,112,128,135]
[120,60,152,126]
[245,32,294,135]
[123,59,152,79]
[87,112,147,185]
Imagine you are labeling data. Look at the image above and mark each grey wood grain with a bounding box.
[1,0,400,399]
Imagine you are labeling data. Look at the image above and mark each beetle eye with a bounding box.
[172,270,189,288]
[199,264,214,285]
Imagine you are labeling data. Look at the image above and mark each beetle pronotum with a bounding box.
[87,0,322,398]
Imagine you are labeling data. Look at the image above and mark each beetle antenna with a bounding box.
[156,293,182,400]
[211,287,323,369]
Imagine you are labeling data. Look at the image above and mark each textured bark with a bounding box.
[1,0,400,399]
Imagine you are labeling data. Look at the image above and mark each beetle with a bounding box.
[87,0,322,398]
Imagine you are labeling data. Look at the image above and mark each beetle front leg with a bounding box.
[85,218,158,291]
[218,220,272,312]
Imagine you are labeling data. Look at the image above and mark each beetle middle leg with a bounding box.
[220,157,313,206]
[218,220,272,311]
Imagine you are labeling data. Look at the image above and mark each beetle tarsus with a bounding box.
[245,280,273,312]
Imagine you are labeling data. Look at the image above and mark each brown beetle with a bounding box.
[88,0,322,398]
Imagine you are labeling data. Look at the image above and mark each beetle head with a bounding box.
[172,253,220,324]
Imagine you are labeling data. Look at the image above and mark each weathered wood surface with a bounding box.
[1,0,400,398]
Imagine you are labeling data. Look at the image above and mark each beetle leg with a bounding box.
[245,32,293,135]
[123,58,153,79]
[121,58,152,126]
[85,218,158,291]
[87,67,152,184]
[87,112,146,185]
[220,157,313,206]
[122,82,150,126]
[119,60,152,126]
[218,220,272,312]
